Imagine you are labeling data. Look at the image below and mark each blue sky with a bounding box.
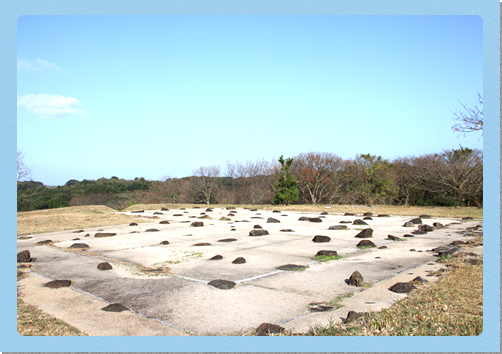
[17,15,483,186]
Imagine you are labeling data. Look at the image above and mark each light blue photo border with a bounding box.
[1,0,499,352]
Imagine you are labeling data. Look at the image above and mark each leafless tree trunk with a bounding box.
[451,93,483,137]
[17,151,32,182]
[191,165,221,204]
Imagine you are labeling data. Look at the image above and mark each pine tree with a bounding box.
[273,155,299,206]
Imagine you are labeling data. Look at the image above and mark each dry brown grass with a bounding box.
[17,205,150,236]
[124,203,483,219]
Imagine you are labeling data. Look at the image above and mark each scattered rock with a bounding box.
[69,243,89,249]
[173,214,183,216]
[436,246,461,256]
[309,217,322,222]
[279,228,294,232]
[377,214,390,217]
[276,264,305,271]
[97,262,113,270]
[403,234,414,237]
[190,222,204,227]
[272,210,281,213]
[253,224,262,229]
[298,216,310,221]
[353,219,368,225]
[465,258,483,265]
[409,218,422,224]
[403,222,414,227]
[316,250,338,257]
[232,257,246,264]
[220,217,231,221]
[389,282,416,293]
[267,217,280,223]
[387,235,401,241]
[363,216,373,220]
[419,214,431,219]
[312,235,331,243]
[159,220,170,224]
[227,213,235,217]
[354,228,373,238]
[193,243,211,246]
[356,240,376,248]
[130,210,144,213]
[129,223,138,226]
[309,303,333,312]
[73,229,84,233]
[412,276,429,283]
[198,215,210,219]
[339,221,352,224]
[95,232,117,238]
[251,217,264,219]
[161,207,169,211]
[451,240,465,246]
[153,212,164,215]
[320,212,328,215]
[344,213,355,216]
[433,222,444,229]
[249,229,269,236]
[255,323,285,336]
[250,209,257,211]
[462,216,473,220]
[209,255,223,260]
[363,212,373,216]
[208,279,236,289]
[344,311,364,323]
[418,224,434,232]
[160,241,170,245]
[348,270,363,286]
[17,250,32,263]
[412,230,428,235]
[102,303,129,312]
[409,249,416,252]
[72,238,80,240]
[218,238,237,242]
[36,240,52,245]
[329,225,347,230]
[378,246,387,249]
[206,208,213,212]
[44,280,72,288]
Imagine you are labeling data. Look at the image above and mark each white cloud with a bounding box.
[17,94,88,119]
[17,58,63,72]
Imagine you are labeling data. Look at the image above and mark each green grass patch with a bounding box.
[313,254,343,262]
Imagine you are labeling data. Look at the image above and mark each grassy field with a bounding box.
[17,204,483,336]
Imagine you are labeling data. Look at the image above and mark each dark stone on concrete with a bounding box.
[418,224,434,232]
[69,243,89,249]
[389,282,416,293]
[409,249,416,252]
[218,238,237,242]
[17,250,32,263]
[44,280,72,288]
[249,229,269,236]
[272,210,281,213]
[73,229,84,233]
[251,217,264,219]
[160,241,170,245]
[462,216,473,220]
[145,228,160,232]
[219,217,231,221]
[193,243,211,246]
[377,214,390,217]
[95,232,117,238]
[250,209,257,211]
[312,235,331,243]
[387,235,401,241]
[208,279,236,289]
[36,240,53,245]
[232,257,246,264]
[227,213,235,217]
[309,217,322,222]
[412,276,429,283]
[161,207,169,211]
[409,218,423,224]
[97,262,113,270]
[403,234,414,237]
[403,222,414,227]
[433,222,444,229]
[349,270,363,286]
[276,264,305,271]
[255,323,285,336]
[280,229,295,232]
[451,240,465,246]
[198,215,210,219]
[419,214,432,219]
[173,214,183,216]
[412,230,428,235]
[267,217,280,223]
[339,221,352,224]
[102,303,130,312]
[191,222,204,227]
[354,228,373,238]
[130,210,144,213]
[357,240,376,248]
[159,220,170,224]
[154,212,164,215]
[72,238,80,240]
[209,255,223,260]
[316,250,338,257]
[205,208,213,212]
[298,216,310,221]
[436,246,461,256]
[329,225,347,230]
[363,212,373,216]
[363,216,373,220]
[353,219,368,225]
[378,246,387,249]
[344,213,355,216]
[320,212,329,215]
[129,223,138,226]
[344,310,363,323]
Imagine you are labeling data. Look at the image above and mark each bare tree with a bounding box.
[191,165,221,204]
[451,93,483,136]
[159,175,185,204]
[17,151,32,182]
[292,152,344,204]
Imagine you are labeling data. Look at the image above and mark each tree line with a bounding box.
[17,147,483,212]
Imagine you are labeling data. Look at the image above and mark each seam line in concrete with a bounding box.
[27,270,195,335]
[173,274,209,283]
